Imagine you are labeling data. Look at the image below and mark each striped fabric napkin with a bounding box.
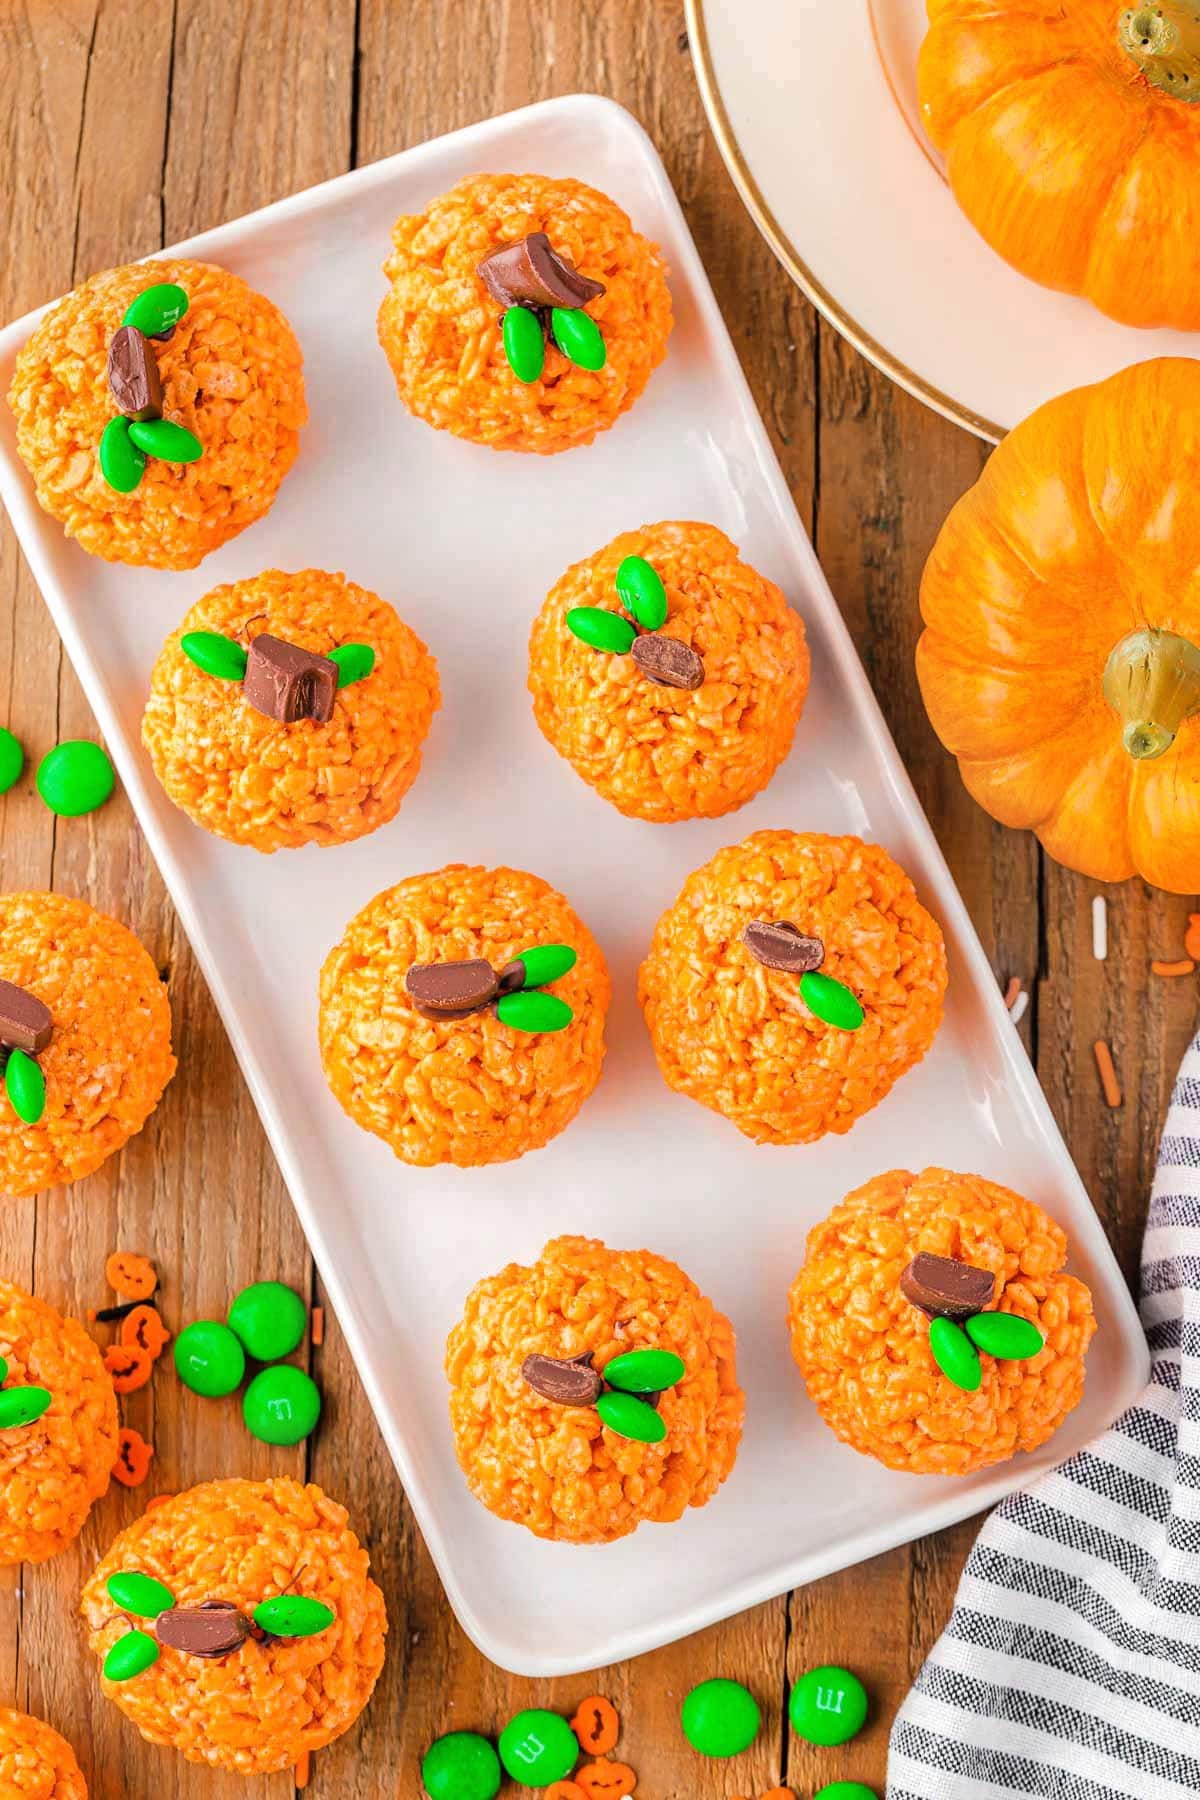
[888,1030,1200,1800]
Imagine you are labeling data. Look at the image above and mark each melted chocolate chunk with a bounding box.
[0,979,52,1054]
[242,634,337,724]
[477,232,606,310]
[521,1351,603,1407]
[106,326,164,422]
[630,632,706,691]
[156,1601,251,1659]
[496,958,527,996]
[405,958,499,1019]
[741,921,825,975]
[900,1252,997,1322]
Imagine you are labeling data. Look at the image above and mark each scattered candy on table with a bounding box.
[813,1785,879,1800]
[789,1665,868,1747]
[173,1319,246,1397]
[1092,894,1108,960]
[570,1696,620,1757]
[0,728,23,794]
[227,1279,307,1361]
[35,740,115,816]
[1152,959,1195,977]
[243,1364,322,1445]
[680,1677,761,1757]
[1094,1038,1122,1108]
[498,1708,581,1785]
[112,1426,153,1488]
[421,1730,503,1800]
[105,1252,158,1300]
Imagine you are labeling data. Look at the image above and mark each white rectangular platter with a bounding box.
[0,95,1149,1677]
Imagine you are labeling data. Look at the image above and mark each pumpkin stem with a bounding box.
[1104,627,1200,760]
[1119,3,1200,101]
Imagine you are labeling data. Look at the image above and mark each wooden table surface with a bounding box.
[0,2,1188,1796]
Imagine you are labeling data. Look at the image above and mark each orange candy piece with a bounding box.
[104,1252,157,1301]
[119,1304,170,1360]
[103,1343,153,1394]
[112,1426,153,1487]
[576,1761,637,1798]
[546,1786,587,1800]
[570,1696,620,1757]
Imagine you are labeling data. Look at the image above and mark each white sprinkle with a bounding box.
[1009,990,1029,1026]
[1092,895,1108,961]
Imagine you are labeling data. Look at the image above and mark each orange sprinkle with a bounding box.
[311,1306,325,1347]
[143,1493,175,1512]
[112,1427,153,1487]
[1003,976,1021,1008]
[1186,914,1200,960]
[120,1304,171,1360]
[576,1761,637,1798]
[294,1750,311,1789]
[1094,1039,1122,1109]
[1152,959,1196,977]
[103,1342,153,1394]
[760,1791,796,1800]
[570,1696,620,1757]
[546,1785,587,1800]
[104,1252,157,1301]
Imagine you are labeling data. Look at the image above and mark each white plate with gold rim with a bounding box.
[0,95,1146,1675]
[687,0,1200,441]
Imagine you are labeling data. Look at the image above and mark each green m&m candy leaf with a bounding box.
[681,1678,762,1757]
[5,1049,44,1124]
[106,1570,175,1617]
[603,1348,685,1393]
[799,970,865,1032]
[550,305,606,371]
[513,944,577,989]
[122,283,189,337]
[0,1385,51,1429]
[495,990,574,1034]
[253,1594,335,1638]
[965,1311,1045,1361]
[103,1628,160,1683]
[243,1364,321,1445]
[615,554,668,631]
[789,1664,869,1746]
[422,1731,502,1800]
[181,632,249,682]
[929,1316,982,1392]
[498,1708,579,1785]
[0,729,24,795]
[173,1319,246,1398]
[566,607,637,655]
[99,416,146,493]
[0,1357,7,1383]
[596,1389,667,1444]
[328,644,375,688]
[502,305,546,384]
[36,741,116,817]
[128,418,202,464]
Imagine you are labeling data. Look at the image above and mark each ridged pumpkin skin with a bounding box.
[917,359,1200,893]
[919,0,1200,329]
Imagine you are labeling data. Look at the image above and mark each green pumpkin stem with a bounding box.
[1103,627,1200,760]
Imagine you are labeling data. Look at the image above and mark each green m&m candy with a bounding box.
[965,1311,1045,1360]
[550,306,606,371]
[502,305,545,384]
[98,415,146,492]
[800,970,864,1031]
[596,1389,667,1444]
[103,1628,160,1682]
[680,1677,761,1757]
[566,606,637,655]
[815,1785,879,1800]
[0,1385,51,1429]
[510,944,577,989]
[122,282,189,337]
[0,1357,7,1383]
[497,1708,578,1786]
[253,1594,334,1637]
[36,741,115,817]
[228,1281,307,1362]
[181,631,249,681]
[328,643,375,688]
[173,1319,246,1398]
[0,729,24,795]
[929,1316,982,1392]
[603,1348,685,1393]
[616,554,667,631]
[421,1731,502,1800]
[5,1049,45,1124]
[128,417,202,464]
[243,1364,321,1445]
[106,1570,175,1617]
[789,1664,868,1746]
[495,990,574,1034]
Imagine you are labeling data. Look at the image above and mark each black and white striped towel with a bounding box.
[888,1029,1200,1800]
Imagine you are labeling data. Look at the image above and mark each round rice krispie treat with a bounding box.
[319,865,609,1167]
[0,893,175,1199]
[0,1707,87,1797]
[8,258,306,569]
[81,1477,386,1775]
[787,1167,1098,1476]
[639,831,947,1144]
[0,1280,119,1565]
[141,567,440,853]
[377,172,672,454]
[446,1235,744,1543]
[529,521,809,822]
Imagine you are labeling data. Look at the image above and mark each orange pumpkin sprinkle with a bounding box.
[120,1303,171,1360]
[546,1784,587,1800]
[103,1342,153,1394]
[105,1252,157,1301]
[570,1697,620,1757]
[576,1760,637,1798]
[112,1427,153,1488]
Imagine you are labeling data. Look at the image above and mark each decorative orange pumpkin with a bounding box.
[919,0,1200,328]
[917,358,1200,892]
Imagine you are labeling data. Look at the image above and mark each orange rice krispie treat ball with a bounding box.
[529,521,809,822]
[0,893,175,1199]
[0,1707,87,1797]
[0,1280,119,1565]
[787,1167,1098,1476]
[8,259,306,569]
[141,567,440,853]
[639,831,947,1144]
[81,1477,386,1775]
[447,1235,744,1543]
[378,172,672,453]
[319,865,609,1167]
